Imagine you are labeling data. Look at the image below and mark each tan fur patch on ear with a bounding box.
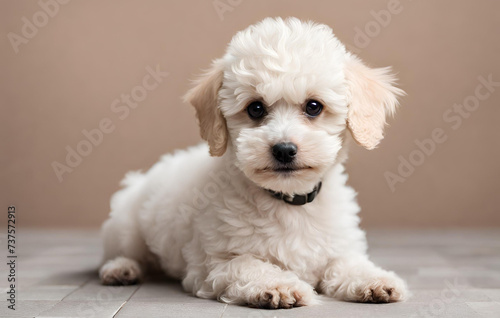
[184,60,228,156]
[345,54,405,150]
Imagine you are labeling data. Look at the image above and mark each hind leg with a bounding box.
[99,256,143,285]
[99,216,147,285]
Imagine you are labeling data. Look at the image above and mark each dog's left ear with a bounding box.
[344,53,405,150]
[184,59,228,156]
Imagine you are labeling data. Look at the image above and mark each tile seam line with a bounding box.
[219,303,228,318]
[60,276,94,301]
[112,300,128,318]
[112,282,142,317]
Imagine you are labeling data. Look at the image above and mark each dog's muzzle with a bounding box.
[266,182,322,205]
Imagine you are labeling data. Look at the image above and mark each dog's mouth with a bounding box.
[260,166,312,174]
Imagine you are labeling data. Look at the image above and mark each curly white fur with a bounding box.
[99,17,408,309]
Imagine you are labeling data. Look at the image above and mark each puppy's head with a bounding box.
[185,17,404,194]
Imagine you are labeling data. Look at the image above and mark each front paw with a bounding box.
[224,279,317,309]
[354,275,408,303]
[255,283,314,309]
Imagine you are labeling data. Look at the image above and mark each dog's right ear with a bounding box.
[344,53,404,150]
[184,59,228,157]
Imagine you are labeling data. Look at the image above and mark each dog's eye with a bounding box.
[305,100,323,117]
[246,101,266,119]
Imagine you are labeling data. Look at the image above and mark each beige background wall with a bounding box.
[1,0,499,228]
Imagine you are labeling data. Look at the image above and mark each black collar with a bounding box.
[266,182,322,206]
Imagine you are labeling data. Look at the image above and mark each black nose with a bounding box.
[272,142,298,164]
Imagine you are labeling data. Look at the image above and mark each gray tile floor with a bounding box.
[1,229,499,317]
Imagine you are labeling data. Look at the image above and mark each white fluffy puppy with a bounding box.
[99,17,408,308]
